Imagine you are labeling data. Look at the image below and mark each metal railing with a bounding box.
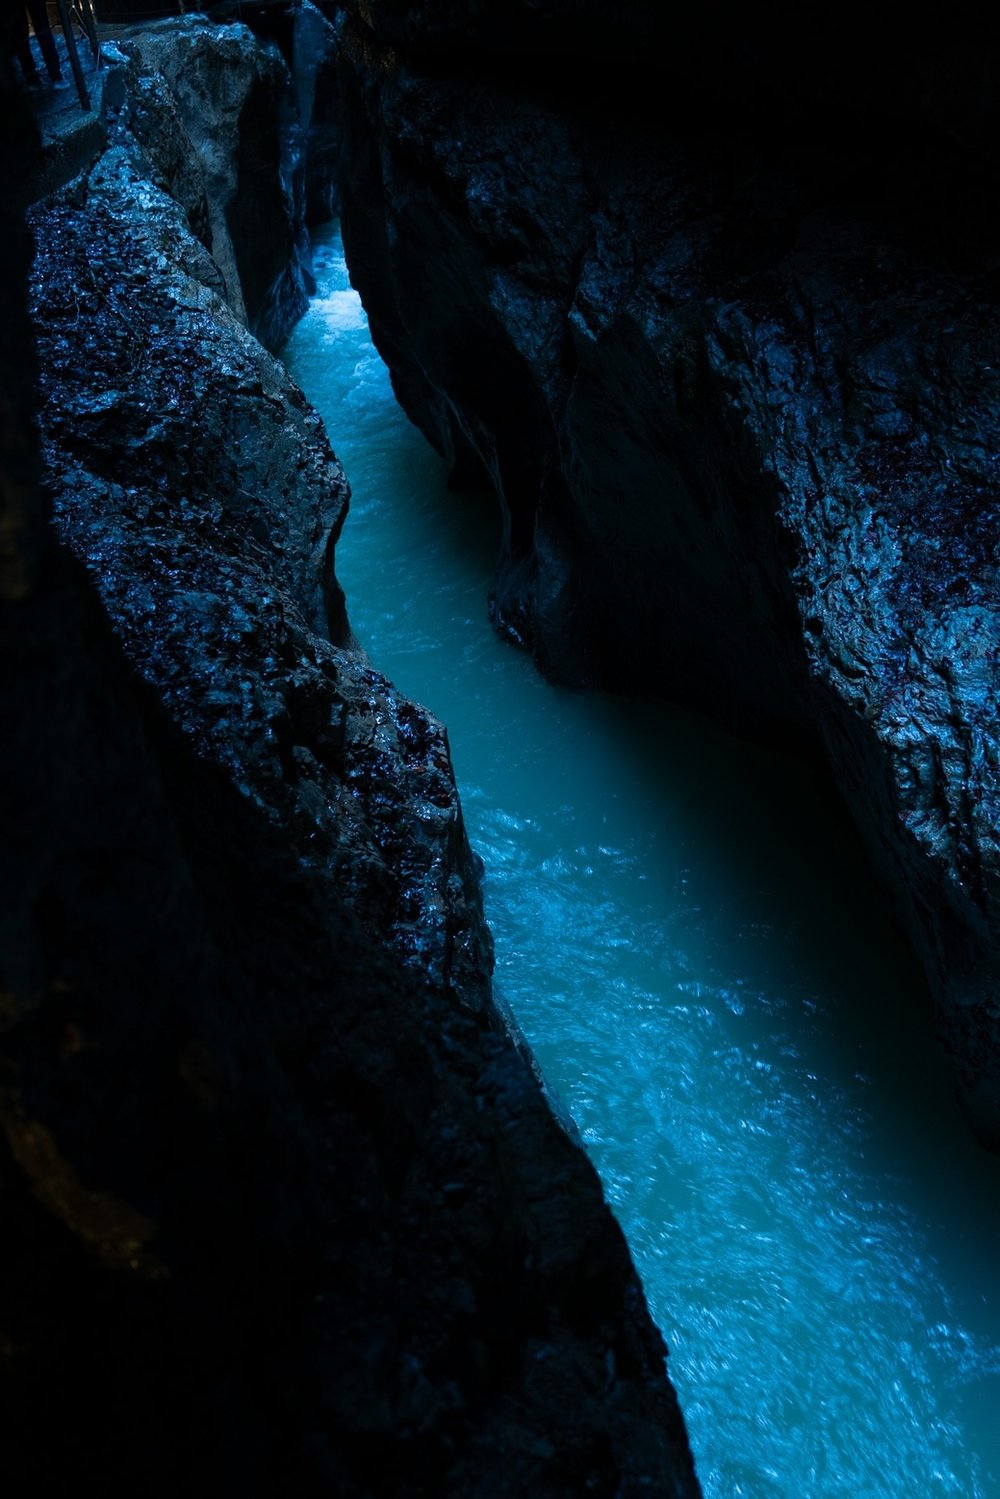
[54,0,100,109]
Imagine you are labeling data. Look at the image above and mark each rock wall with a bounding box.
[116,3,342,351]
[336,1,1000,1147]
[133,15,311,349]
[1,15,701,1495]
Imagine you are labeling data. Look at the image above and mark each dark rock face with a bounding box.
[337,4,1000,1144]
[121,5,341,351]
[30,142,493,1007]
[295,0,345,225]
[2,23,701,1497]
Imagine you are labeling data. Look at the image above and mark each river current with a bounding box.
[283,224,1000,1499]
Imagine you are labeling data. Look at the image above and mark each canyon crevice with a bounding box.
[336,1,1000,1148]
[1,13,700,1495]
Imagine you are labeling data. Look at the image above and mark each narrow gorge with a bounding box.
[2,3,999,1495]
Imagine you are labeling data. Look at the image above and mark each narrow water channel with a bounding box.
[283,224,1000,1499]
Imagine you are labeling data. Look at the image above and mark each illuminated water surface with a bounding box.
[284,224,1000,1498]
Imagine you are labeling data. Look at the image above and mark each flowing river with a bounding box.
[283,224,1000,1499]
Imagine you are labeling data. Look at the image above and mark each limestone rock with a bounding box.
[30,83,491,1018]
[121,8,335,351]
[2,26,701,1495]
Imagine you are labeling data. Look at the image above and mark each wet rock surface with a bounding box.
[120,4,341,351]
[3,22,701,1496]
[337,3,1000,1145]
[30,131,495,1009]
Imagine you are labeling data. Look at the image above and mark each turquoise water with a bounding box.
[283,224,1000,1498]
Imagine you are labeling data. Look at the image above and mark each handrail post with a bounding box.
[54,0,91,111]
[75,0,100,64]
